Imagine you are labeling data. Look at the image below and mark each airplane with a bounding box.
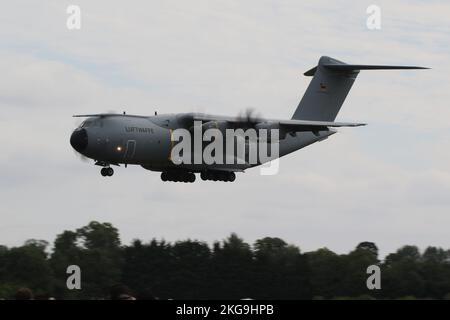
[70,56,427,182]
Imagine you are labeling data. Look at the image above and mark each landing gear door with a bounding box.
[124,140,136,160]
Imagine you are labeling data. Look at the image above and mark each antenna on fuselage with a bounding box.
[155,111,157,115]
[123,111,126,115]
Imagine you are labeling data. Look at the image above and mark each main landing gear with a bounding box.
[100,167,114,177]
[200,171,236,182]
[161,171,196,183]
[160,171,237,183]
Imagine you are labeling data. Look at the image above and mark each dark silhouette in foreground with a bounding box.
[15,288,33,300]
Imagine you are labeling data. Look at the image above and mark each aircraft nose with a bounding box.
[70,128,88,153]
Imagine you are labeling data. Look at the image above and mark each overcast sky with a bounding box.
[0,1,449,257]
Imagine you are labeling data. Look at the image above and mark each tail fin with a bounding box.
[292,56,428,121]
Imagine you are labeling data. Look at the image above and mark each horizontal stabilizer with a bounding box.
[279,119,366,127]
[324,64,429,72]
[278,119,365,132]
[304,58,429,76]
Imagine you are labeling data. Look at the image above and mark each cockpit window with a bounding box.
[80,119,101,128]
[81,120,92,128]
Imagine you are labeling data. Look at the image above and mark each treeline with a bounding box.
[0,221,449,299]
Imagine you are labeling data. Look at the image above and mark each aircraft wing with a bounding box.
[191,113,258,123]
[188,113,365,131]
[73,114,116,117]
[73,113,147,118]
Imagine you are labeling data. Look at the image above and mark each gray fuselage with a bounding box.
[70,113,334,173]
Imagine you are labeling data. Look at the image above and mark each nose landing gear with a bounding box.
[100,167,114,177]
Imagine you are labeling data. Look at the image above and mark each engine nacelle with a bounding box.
[201,120,228,133]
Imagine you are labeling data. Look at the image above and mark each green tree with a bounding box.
[169,240,211,299]
[75,221,123,298]
[253,237,311,299]
[339,243,379,298]
[420,246,450,298]
[210,233,254,299]
[50,230,82,298]
[0,245,15,298]
[306,248,344,299]
[356,242,379,258]
[382,245,425,298]
[122,239,174,299]
[50,221,123,299]
[3,240,53,297]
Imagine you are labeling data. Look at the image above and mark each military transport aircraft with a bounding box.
[70,56,426,182]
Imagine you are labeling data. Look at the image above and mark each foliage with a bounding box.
[0,222,449,299]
